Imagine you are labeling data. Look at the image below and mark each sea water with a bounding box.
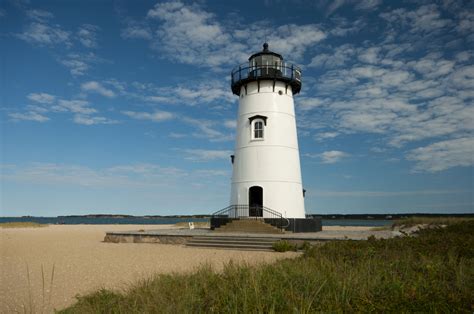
[0,216,391,227]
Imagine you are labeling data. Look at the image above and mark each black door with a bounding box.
[249,186,263,217]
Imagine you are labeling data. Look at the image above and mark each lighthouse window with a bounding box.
[254,121,264,139]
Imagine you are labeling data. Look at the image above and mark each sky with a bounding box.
[0,0,473,217]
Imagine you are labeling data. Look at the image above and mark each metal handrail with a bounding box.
[231,63,302,83]
[230,62,302,95]
[211,204,286,231]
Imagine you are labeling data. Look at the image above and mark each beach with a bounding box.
[0,224,298,313]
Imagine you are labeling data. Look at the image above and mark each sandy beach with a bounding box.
[0,224,298,313]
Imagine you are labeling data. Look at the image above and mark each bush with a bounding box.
[272,240,297,252]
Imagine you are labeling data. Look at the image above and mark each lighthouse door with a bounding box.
[248,186,263,217]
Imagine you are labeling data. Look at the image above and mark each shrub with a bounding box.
[272,240,297,252]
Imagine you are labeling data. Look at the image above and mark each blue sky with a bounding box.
[1,0,473,216]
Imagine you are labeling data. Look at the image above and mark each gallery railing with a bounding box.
[230,62,302,95]
[211,204,290,231]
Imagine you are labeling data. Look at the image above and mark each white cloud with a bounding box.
[358,47,381,64]
[313,189,467,197]
[182,117,233,142]
[56,99,96,114]
[380,4,451,34]
[314,132,339,142]
[140,1,326,68]
[309,44,356,68]
[355,0,381,11]
[183,149,232,162]
[17,22,70,46]
[73,115,117,125]
[59,53,102,76]
[306,151,349,164]
[122,110,174,122]
[77,24,99,48]
[81,81,115,98]
[9,111,49,122]
[224,120,236,129]
[27,92,55,104]
[407,137,474,173]
[121,22,152,40]
[26,9,54,21]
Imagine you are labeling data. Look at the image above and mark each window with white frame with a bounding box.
[253,120,264,139]
[249,115,267,141]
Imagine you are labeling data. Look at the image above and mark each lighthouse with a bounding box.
[229,43,306,219]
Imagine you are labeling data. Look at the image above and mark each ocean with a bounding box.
[0,216,392,227]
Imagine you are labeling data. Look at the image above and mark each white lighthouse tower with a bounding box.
[229,43,306,219]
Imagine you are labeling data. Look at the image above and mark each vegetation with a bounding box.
[392,216,474,228]
[62,220,474,313]
[272,240,297,252]
[0,222,47,228]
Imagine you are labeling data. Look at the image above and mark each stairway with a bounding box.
[186,236,280,251]
[214,219,283,234]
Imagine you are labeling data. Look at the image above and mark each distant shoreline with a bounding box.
[2,213,473,220]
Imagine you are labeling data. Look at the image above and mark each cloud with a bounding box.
[26,9,53,21]
[305,151,349,164]
[73,114,117,125]
[9,111,49,122]
[77,24,99,48]
[183,149,232,162]
[27,92,55,104]
[121,22,152,40]
[182,117,233,142]
[224,120,236,129]
[56,99,96,114]
[312,189,467,197]
[3,162,228,190]
[380,4,451,34]
[81,81,116,98]
[17,21,70,46]
[59,53,102,76]
[130,1,326,69]
[355,0,381,11]
[407,137,474,173]
[314,132,339,142]
[122,110,174,122]
[17,9,71,46]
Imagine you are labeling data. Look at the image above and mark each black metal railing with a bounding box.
[211,204,290,231]
[230,62,302,95]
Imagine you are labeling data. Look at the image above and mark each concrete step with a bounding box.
[192,236,277,242]
[186,235,281,251]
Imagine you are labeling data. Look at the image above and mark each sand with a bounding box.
[0,224,298,313]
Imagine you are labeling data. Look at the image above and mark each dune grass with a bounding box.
[0,222,47,228]
[61,220,473,313]
[392,216,473,228]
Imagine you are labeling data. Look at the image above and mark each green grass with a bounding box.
[392,216,473,228]
[61,220,474,313]
[0,222,47,228]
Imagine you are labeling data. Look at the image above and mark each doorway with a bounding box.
[248,186,263,217]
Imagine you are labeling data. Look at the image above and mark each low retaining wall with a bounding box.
[104,233,192,244]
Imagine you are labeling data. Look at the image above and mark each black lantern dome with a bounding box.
[231,43,302,96]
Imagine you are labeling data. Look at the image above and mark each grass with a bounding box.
[0,222,47,228]
[61,220,474,313]
[391,216,474,228]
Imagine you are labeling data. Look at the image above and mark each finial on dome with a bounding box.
[263,43,269,52]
